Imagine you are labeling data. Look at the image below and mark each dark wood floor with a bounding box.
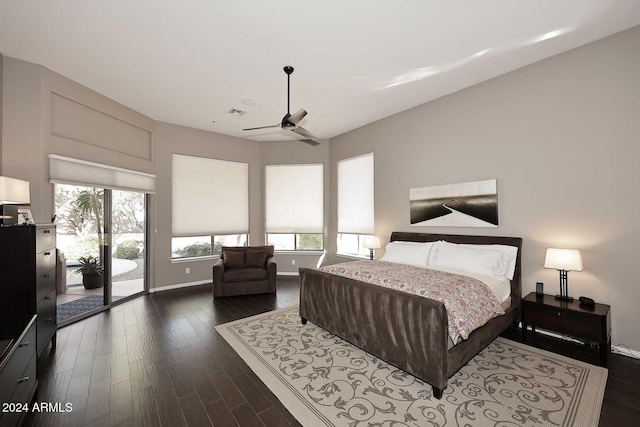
[24,277,639,427]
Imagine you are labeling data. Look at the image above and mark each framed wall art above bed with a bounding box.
[409,179,498,227]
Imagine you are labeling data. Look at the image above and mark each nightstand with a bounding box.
[522,292,611,366]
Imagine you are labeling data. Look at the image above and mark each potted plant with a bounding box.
[76,255,104,289]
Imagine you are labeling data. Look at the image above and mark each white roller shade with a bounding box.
[338,153,374,234]
[172,154,248,236]
[49,154,155,194]
[266,164,323,233]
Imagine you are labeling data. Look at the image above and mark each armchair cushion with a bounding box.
[222,249,245,268]
[223,267,268,283]
[246,248,268,268]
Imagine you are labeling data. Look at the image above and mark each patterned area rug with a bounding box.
[216,307,608,427]
[57,295,124,322]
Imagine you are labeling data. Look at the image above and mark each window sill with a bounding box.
[171,255,219,263]
[274,250,324,256]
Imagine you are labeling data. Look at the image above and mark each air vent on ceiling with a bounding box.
[227,108,247,116]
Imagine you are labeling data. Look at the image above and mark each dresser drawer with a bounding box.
[36,290,57,355]
[35,227,56,254]
[0,355,36,427]
[0,322,36,404]
[36,270,56,303]
[35,249,55,279]
[525,303,603,342]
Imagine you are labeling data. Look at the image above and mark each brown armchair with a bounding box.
[213,245,277,298]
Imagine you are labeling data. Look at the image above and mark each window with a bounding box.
[172,234,248,259]
[172,154,249,259]
[265,164,323,251]
[267,234,324,251]
[337,153,374,257]
[336,233,374,258]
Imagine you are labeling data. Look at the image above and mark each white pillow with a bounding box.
[428,241,509,279]
[460,244,518,280]
[379,241,432,267]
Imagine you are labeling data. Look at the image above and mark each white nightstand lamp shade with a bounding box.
[363,236,381,260]
[544,248,583,302]
[0,176,31,225]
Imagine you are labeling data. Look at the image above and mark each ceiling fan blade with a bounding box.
[287,109,307,126]
[291,126,320,145]
[243,124,281,131]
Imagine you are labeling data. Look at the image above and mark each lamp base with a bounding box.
[0,205,18,226]
[554,294,574,302]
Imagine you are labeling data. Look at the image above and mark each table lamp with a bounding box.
[544,248,583,302]
[0,176,31,225]
[363,236,381,260]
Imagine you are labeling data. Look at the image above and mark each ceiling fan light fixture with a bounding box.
[242,66,320,146]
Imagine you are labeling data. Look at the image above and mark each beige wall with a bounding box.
[0,52,3,174]
[2,57,158,287]
[153,122,263,289]
[260,139,330,273]
[329,26,640,351]
[1,57,155,223]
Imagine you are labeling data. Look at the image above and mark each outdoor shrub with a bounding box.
[116,240,143,259]
[176,242,212,258]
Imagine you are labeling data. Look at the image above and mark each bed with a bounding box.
[299,232,522,399]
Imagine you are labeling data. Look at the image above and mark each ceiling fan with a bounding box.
[243,66,320,146]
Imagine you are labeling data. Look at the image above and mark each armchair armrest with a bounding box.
[213,258,225,298]
[266,256,277,293]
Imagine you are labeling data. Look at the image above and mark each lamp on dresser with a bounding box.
[0,176,31,225]
[363,236,381,260]
[544,248,583,302]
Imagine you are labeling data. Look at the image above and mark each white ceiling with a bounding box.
[1,1,639,142]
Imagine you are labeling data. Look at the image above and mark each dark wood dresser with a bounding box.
[0,224,57,358]
[0,224,57,349]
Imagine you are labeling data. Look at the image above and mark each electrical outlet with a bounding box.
[185,267,190,274]
[291,260,296,266]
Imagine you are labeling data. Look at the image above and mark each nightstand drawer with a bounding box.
[525,304,602,342]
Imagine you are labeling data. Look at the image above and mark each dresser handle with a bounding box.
[44,296,52,300]
[43,229,51,234]
[46,317,53,322]
[44,252,51,256]
[19,341,29,347]
[44,273,52,278]
[17,377,29,383]
[557,312,561,316]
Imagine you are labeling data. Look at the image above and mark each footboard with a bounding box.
[299,268,449,394]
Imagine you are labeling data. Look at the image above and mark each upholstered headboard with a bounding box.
[389,232,523,320]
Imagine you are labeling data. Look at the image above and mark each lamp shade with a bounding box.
[544,248,583,271]
[363,236,381,250]
[0,176,31,205]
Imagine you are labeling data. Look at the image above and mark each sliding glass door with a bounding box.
[111,190,146,300]
[54,184,147,324]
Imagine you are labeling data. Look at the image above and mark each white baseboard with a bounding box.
[149,280,211,293]
[521,323,640,360]
[278,272,299,277]
[611,345,640,359]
